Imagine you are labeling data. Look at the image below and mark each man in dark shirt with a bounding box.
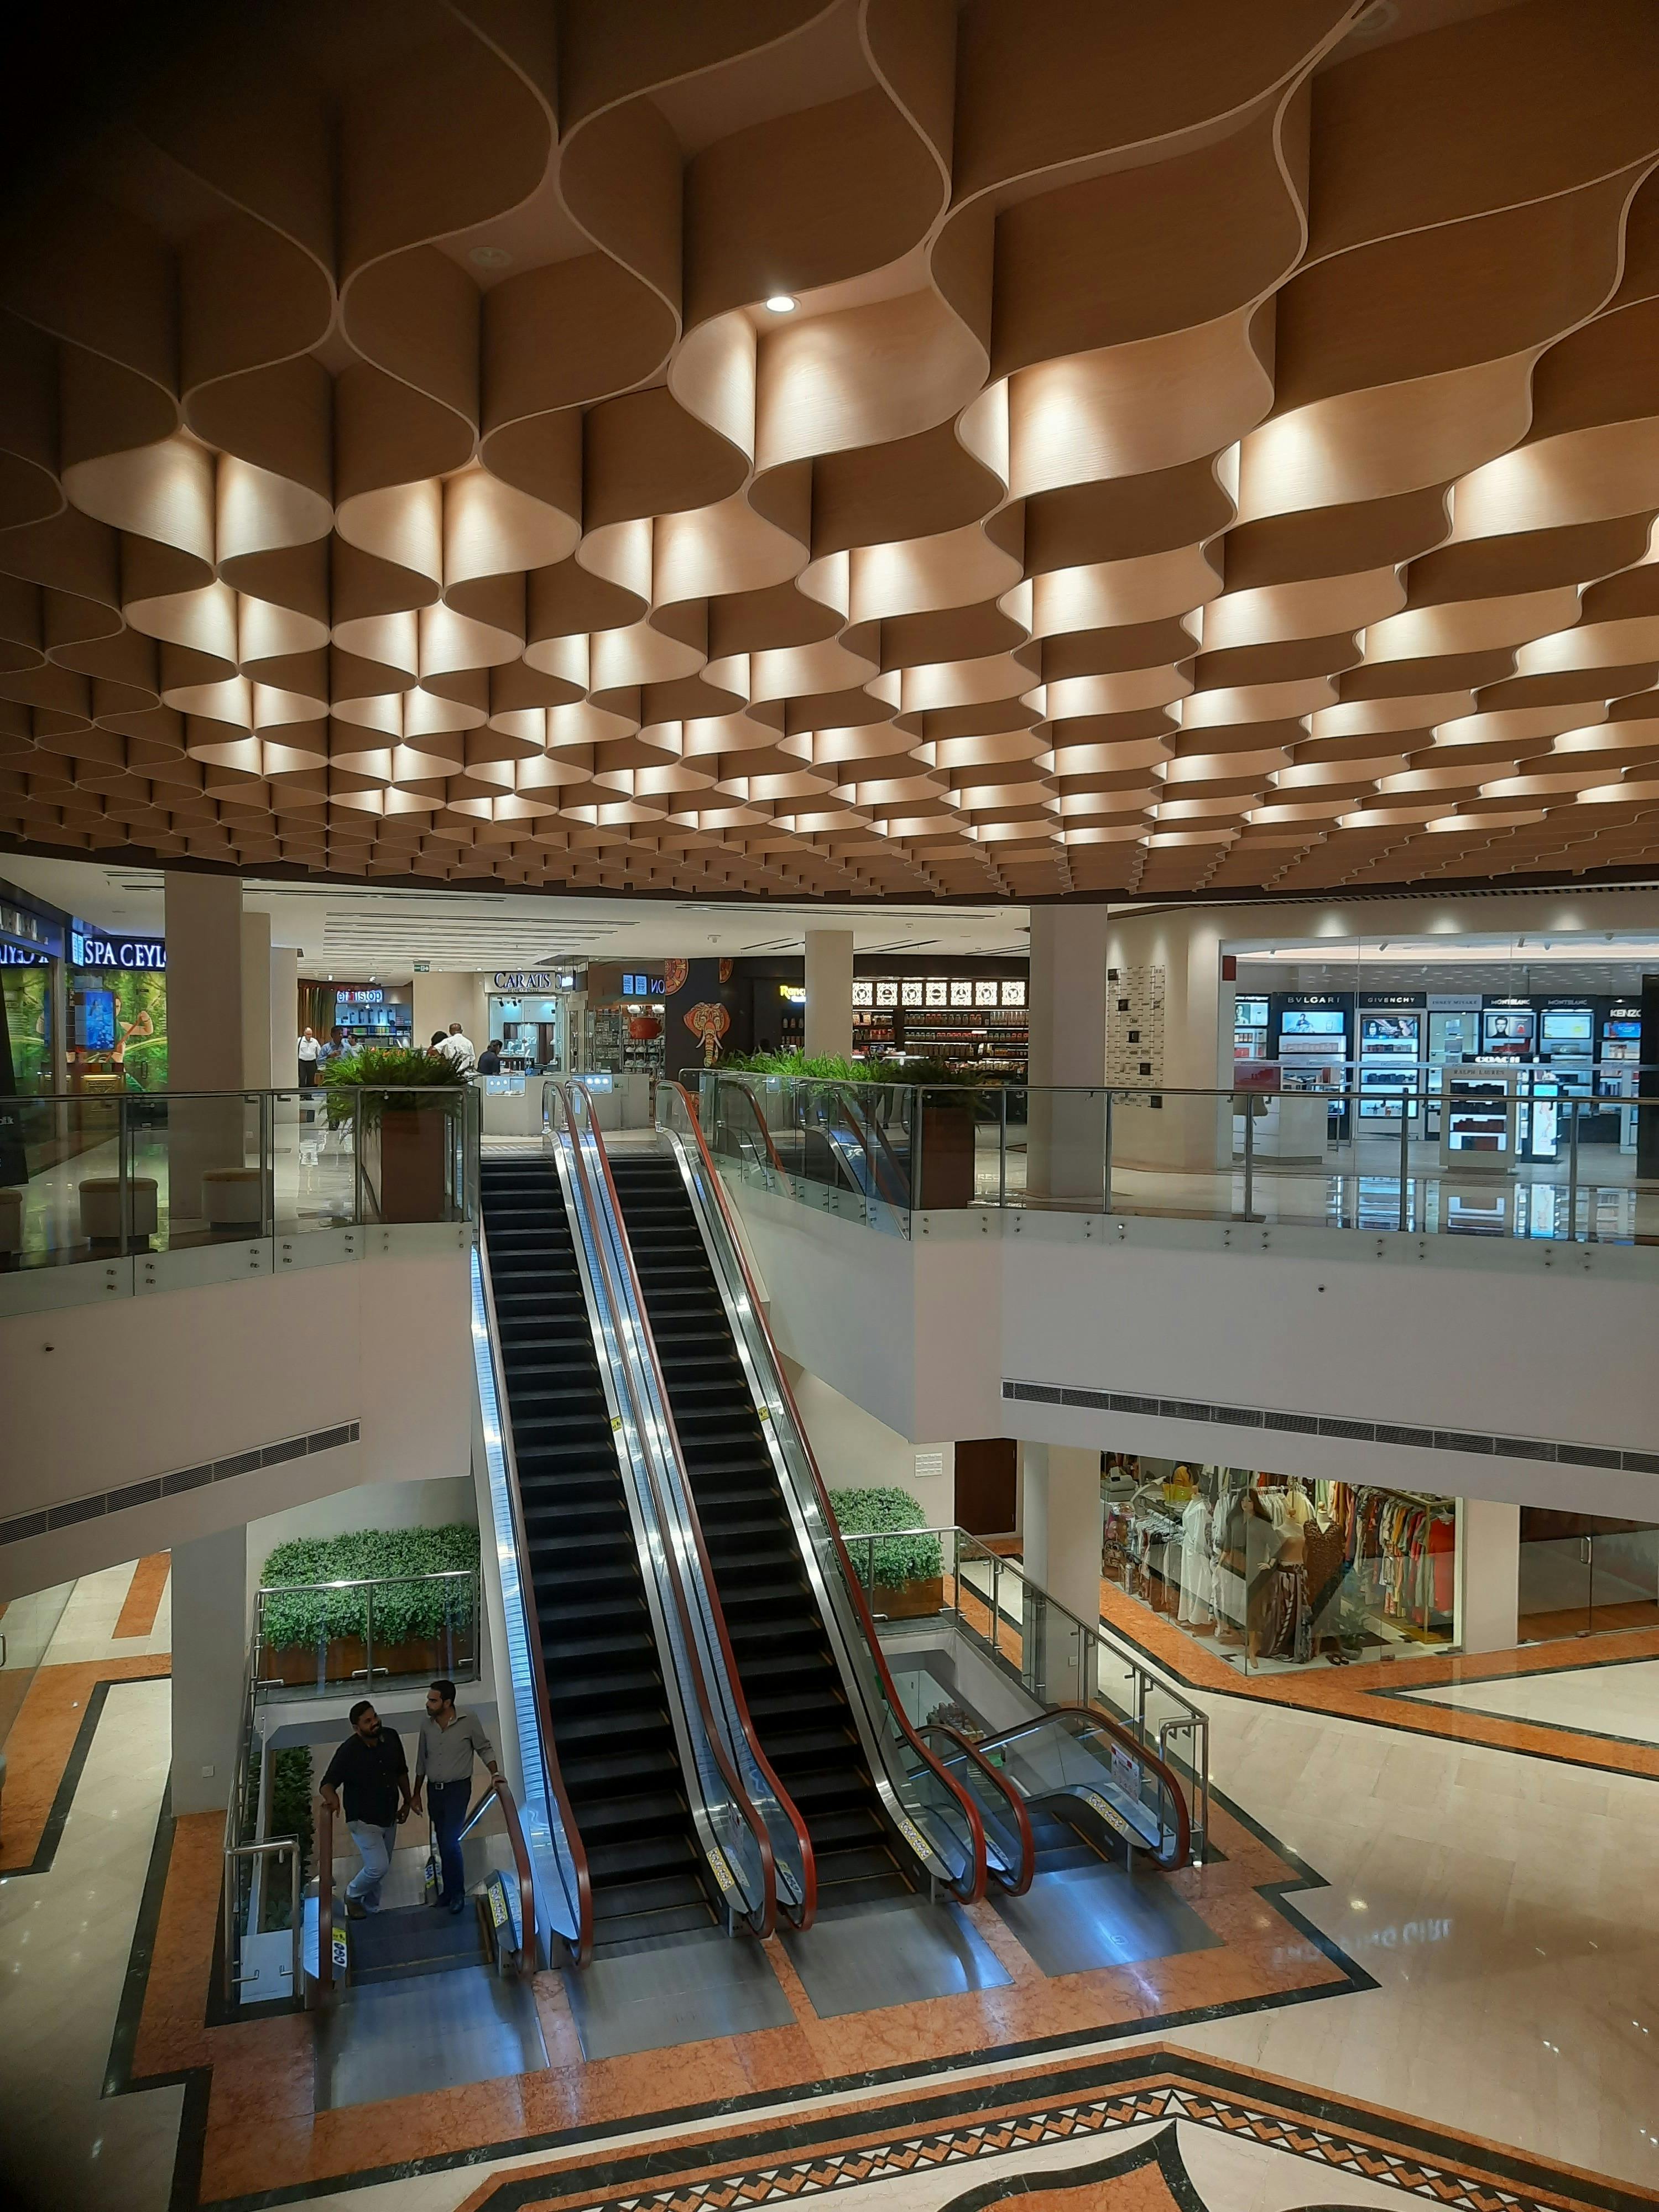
[320,1700,411,1918]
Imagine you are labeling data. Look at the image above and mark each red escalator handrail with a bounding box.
[972,1703,1192,1872]
[662,1081,988,1905]
[479,1215,596,1965]
[720,1078,786,1171]
[555,1083,786,1936]
[920,1723,1035,1896]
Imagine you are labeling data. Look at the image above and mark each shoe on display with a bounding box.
[345,1898,367,1919]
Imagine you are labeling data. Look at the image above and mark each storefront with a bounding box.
[65,920,168,1093]
[488,969,581,1073]
[298,981,413,1048]
[1,889,62,1096]
[1106,1454,1459,1675]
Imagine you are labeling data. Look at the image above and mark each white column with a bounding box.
[165,871,245,1089]
[170,1522,249,1814]
[1457,1498,1520,1654]
[1018,1442,1102,1703]
[269,945,299,1090]
[240,909,272,1088]
[1027,906,1109,1198]
[1103,904,1233,1172]
[804,929,854,1060]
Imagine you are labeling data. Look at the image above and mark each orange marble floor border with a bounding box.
[1092,1578,1659,1780]
[448,2041,1659,2212]
[129,1771,1361,2204]
[0,1655,171,1874]
[114,1552,171,1638]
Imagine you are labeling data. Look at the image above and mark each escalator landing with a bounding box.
[780,1892,1010,2018]
[315,1969,547,2111]
[561,1924,795,2061]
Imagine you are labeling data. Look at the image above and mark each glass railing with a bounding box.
[918,1723,1034,1893]
[847,1522,1209,1865]
[658,1081,990,1902]
[251,1569,480,1702]
[701,1070,1659,1249]
[548,1079,789,1936]
[0,1083,482,1298]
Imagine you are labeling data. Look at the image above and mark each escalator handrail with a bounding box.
[919,1723,1035,1896]
[662,1079,989,1904]
[477,1219,596,1964]
[461,1774,537,1978]
[824,1082,911,1209]
[971,1703,1192,1872]
[552,1083,784,1937]
[718,1077,786,1172]
[572,1098,817,1929]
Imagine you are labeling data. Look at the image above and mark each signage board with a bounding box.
[494,969,577,992]
[70,923,166,971]
[1426,993,1482,1013]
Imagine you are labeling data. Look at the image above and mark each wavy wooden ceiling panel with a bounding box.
[4,0,1659,902]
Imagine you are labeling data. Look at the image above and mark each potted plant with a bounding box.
[829,1485,944,1618]
[907,1061,982,1211]
[322,1044,466,1223]
[257,1525,481,1686]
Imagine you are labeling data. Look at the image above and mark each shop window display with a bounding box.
[1104,1455,1456,1673]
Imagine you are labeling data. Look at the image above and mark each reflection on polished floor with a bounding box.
[4,1558,1658,2211]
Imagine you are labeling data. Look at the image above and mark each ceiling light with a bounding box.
[469,245,512,270]
[765,294,797,314]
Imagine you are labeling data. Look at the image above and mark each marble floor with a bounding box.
[4,1560,1658,2212]
[1402,1656,1659,1748]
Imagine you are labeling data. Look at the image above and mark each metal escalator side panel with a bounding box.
[653,1084,988,1904]
[972,1705,1192,1872]
[921,1724,1035,1896]
[549,1092,780,1936]
[472,1234,595,1961]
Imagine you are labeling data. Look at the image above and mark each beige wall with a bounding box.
[413,973,488,1047]
[783,1358,954,1526]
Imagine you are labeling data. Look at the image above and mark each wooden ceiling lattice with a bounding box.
[6,1,1659,902]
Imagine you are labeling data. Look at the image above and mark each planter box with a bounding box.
[258,1633,466,1688]
[872,1575,945,1619]
[916,1100,975,1209]
[364,1107,453,1222]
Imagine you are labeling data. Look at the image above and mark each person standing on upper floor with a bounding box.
[439,1021,477,1073]
[476,1039,503,1074]
[319,1700,411,1918]
[411,1679,498,1915]
[297,1026,321,1087]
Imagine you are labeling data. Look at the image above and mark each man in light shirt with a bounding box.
[411,1679,497,1914]
[439,1021,477,1073]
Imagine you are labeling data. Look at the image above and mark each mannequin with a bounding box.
[1178,1470,1216,1632]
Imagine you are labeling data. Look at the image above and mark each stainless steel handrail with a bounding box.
[549,1081,781,1935]
[222,1837,302,2003]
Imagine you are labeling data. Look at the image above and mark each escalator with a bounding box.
[608,1151,919,1907]
[479,1158,717,1953]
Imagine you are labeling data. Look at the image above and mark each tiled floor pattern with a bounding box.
[1401,1658,1659,1749]
[1085,1579,1659,1783]
[133,1770,1341,2205]
[7,1556,1659,2209]
[448,2048,1659,2212]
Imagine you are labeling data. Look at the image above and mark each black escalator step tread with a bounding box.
[810,1845,905,1885]
[591,1902,718,1951]
[589,1872,710,1918]
[585,1833,699,1881]
[795,1801,883,1841]
[572,1789,688,1834]
[561,1746,679,1790]
[545,1670,663,1709]
[551,1708,668,1746]
[749,1723,857,1760]
[816,1868,915,1905]
[541,1632,656,1668]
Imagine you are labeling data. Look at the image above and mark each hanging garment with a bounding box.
[1178,1493,1215,1624]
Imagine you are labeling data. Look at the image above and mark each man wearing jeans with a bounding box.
[319,1701,411,1918]
[411,1680,497,1915]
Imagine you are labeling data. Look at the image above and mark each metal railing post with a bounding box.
[1397,1091,1411,1233]
[364,1583,374,1687]
[118,1093,132,1254]
[998,1083,1007,1208]
[1103,1089,1114,1214]
[911,1086,925,1217]
[262,1090,275,1242]
[352,1087,366,1225]
[990,1553,1001,1657]
[1567,1093,1579,1243]
[1241,1097,1255,1222]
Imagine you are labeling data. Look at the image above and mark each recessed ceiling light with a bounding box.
[765,294,797,314]
[469,244,512,270]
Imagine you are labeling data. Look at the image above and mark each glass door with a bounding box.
[1519,1512,1659,1639]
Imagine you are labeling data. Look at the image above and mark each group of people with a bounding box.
[319,1679,497,1917]
[295,1024,348,1088]
[423,1024,504,1073]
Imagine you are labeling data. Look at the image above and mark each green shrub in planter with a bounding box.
[827,1486,942,1585]
[259,1524,481,1647]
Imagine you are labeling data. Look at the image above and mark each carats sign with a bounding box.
[71,923,167,971]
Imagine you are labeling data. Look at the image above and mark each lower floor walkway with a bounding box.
[1,1554,1655,2211]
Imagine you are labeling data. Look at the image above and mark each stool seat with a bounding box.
[80,1176,159,1241]
[201,1166,264,1227]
